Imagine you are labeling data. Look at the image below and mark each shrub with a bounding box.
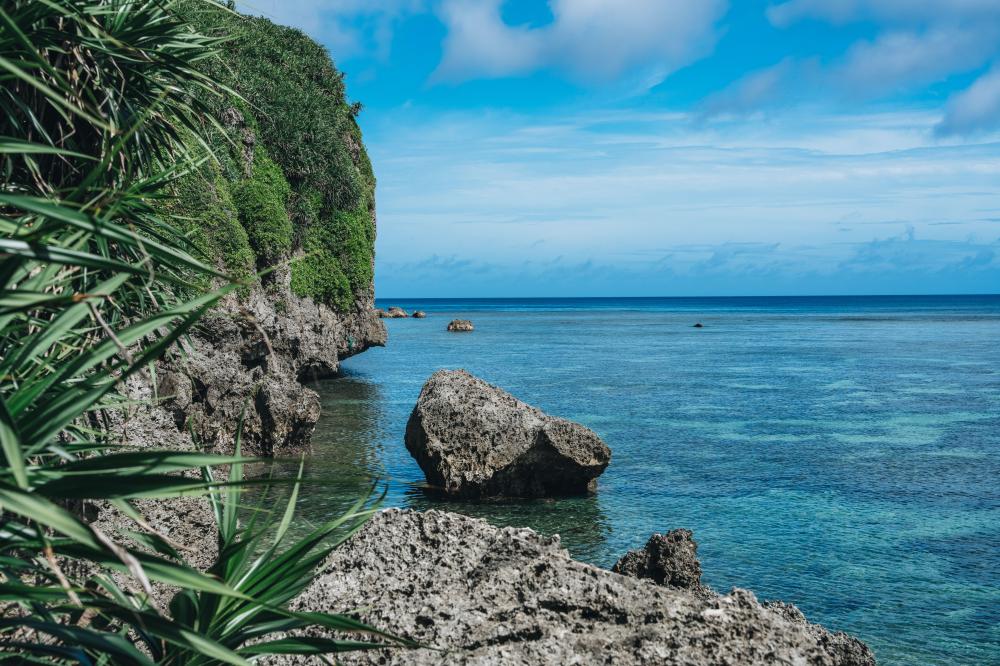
[231,148,294,266]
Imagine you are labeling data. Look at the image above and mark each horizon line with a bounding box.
[375,292,1000,300]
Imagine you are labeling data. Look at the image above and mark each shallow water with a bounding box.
[283,296,1000,665]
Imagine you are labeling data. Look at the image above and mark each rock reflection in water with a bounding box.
[403,486,612,565]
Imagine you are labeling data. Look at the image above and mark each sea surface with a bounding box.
[284,295,1000,665]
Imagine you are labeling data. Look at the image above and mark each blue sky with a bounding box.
[239,0,1000,297]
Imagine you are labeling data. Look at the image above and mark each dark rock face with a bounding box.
[447,318,474,331]
[612,529,703,591]
[275,509,874,666]
[412,310,426,318]
[405,370,611,498]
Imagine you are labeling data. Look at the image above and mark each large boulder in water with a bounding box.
[613,529,703,591]
[447,319,474,332]
[405,370,610,498]
[279,509,874,665]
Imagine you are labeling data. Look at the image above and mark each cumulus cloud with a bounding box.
[936,67,1000,136]
[432,0,727,85]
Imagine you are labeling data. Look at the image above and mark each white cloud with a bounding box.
[937,67,1000,136]
[432,0,726,85]
[235,0,423,61]
[833,26,999,96]
[366,106,1000,292]
[767,0,1000,27]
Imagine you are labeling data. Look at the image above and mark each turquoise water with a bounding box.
[291,296,1000,665]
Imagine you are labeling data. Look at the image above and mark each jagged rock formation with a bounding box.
[274,509,874,665]
[405,370,611,497]
[447,319,474,331]
[612,529,704,591]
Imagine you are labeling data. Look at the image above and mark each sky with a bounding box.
[238,0,1000,297]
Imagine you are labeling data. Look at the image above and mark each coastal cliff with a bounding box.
[138,3,385,456]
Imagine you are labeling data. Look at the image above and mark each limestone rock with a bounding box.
[612,529,703,591]
[447,319,474,332]
[405,370,610,498]
[275,509,874,666]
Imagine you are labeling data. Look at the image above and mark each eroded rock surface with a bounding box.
[447,318,474,331]
[276,509,874,666]
[612,529,703,591]
[405,370,611,497]
[154,267,385,456]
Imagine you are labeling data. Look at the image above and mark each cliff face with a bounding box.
[146,4,385,455]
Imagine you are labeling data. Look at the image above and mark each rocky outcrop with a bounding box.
[152,269,385,457]
[412,310,427,318]
[447,319,474,331]
[405,370,611,498]
[385,306,408,318]
[276,509,873,665]
[612,529,703,591]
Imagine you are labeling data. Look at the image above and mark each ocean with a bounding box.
[284,295,1000,664]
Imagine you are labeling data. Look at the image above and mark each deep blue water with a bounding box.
[291,295,1000,665]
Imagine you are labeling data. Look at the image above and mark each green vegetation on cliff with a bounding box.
[175,1,376,311]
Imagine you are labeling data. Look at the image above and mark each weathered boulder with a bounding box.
[412,310,427,318]
[385,306,408,318]
[275,509,874,665]
[405,370,611,498]
[612,529,703,591]
[447,319,474,331]
[375,308,387,318]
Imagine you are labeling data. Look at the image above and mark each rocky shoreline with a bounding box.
[104,303,880,663]
[274,509,874,665]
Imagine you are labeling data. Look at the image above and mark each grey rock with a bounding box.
[612,529,703,591]
[765,602,876,666]
[412,310,427,318]
[385,306,408,318]
[405,370,611,498]
[375,308,387,318]
[447,318,474,331]
[274,509,873,666]
[153,265,385,456]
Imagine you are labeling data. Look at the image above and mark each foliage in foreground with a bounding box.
[0,0,405,661]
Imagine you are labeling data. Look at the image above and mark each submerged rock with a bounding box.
[693,322,704,328]
[612,529,703,591]
[447,319,474,332]
[412,310,427,318]
[405,370,611,498]
[279,509,874,665]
